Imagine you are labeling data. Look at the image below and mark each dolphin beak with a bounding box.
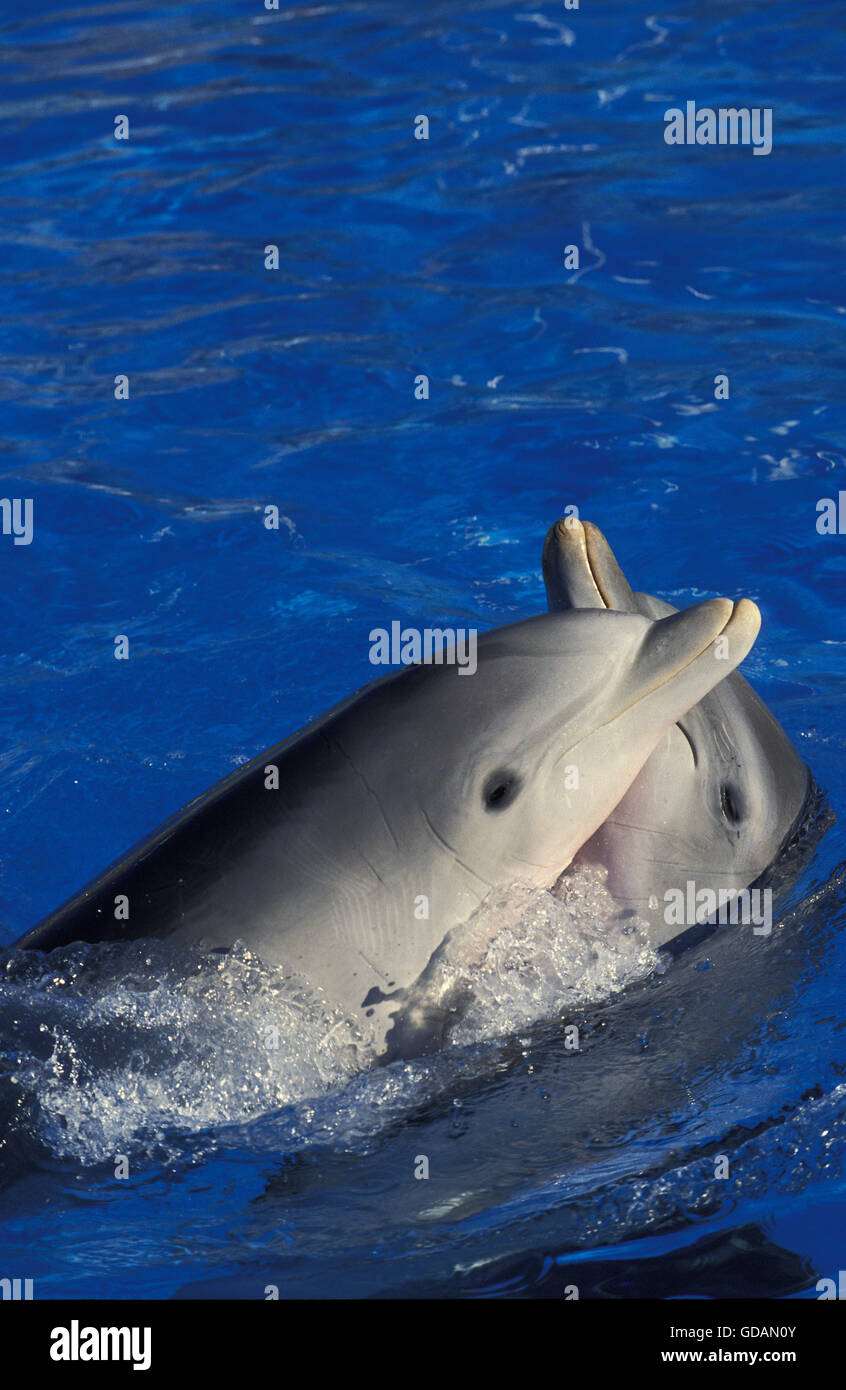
[543,517,636,611]
[635,596,761,714]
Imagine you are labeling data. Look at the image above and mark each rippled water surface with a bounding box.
[0,0,845,1298]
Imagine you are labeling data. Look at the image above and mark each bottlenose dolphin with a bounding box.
[543,519,810,944]
[14,600,760,1052]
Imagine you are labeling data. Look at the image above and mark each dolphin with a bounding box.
[13,599,761,1053]
[542,519,811,945]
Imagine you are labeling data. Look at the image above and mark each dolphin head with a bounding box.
[335,598,761,920]
[542,518,810,941]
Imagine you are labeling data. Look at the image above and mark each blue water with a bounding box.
[0,0,845,1299]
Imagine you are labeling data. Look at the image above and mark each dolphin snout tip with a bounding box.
[695,596,761,666]
[733,596,762,627]
[551,516,585,544]
[723,596,762,648]
[702,595,734,627]
[696,596,761,642]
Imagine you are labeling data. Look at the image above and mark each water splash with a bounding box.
[0,866,662,1166]
[396,865,663,1052]
[0,940,371,1167]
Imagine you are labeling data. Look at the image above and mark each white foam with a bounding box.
[408,865,664,1046]
[1,865,663,1165]
[3,941,371,1165]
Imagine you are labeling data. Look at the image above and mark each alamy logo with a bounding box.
[816,491,846,534]
[664,102,772,156]
[0,1277,33,1299]
[664,881,773,935]
[50,1320,151,1372]
[817,1272,846,1298]
[369,621,477,675]
[0,497,33,546]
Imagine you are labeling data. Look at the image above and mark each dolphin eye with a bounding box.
[720,783,744,825]
[483,771,521,812]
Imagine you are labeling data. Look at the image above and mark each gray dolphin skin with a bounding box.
[543,518,810,945]
[14,597,760,1052]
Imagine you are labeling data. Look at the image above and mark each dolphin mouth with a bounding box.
[547,517,635,611]
[553,595,761,782]
[714,596,761,646]
[581,518,631,609]
[635,596,761,701]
